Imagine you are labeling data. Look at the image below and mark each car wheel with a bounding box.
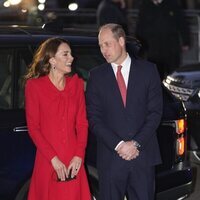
[91,195,97,200]
[15,179,30,200]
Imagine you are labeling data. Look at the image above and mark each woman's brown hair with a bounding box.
[24,37,70,81]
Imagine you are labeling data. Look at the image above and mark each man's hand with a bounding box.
[116,141,139,161]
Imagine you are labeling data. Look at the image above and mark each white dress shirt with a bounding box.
[111,54,131,150]
[111,53,131,87]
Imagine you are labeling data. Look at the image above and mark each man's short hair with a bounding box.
[99,23,126,41]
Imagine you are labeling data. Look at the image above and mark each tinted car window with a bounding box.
[16,48,33,109]
[72,45,105,81]
[0,49,13,109]
[0,46,33,110]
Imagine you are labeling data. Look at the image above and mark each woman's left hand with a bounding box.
[68,156,82,178]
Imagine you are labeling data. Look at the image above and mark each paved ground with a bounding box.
[185,151,200,200]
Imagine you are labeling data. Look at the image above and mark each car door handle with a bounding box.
[13,126,28,132]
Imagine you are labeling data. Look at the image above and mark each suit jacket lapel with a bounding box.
[126,58,137,108]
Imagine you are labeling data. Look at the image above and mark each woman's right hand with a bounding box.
[51,156,68,181]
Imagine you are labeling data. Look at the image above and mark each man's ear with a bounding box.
[119,37,125,47]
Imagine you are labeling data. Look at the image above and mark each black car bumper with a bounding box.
[156,165,194,200]
[87,164,194,200]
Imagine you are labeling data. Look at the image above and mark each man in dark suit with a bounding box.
[136,0,190,80]
[86,23,163,200]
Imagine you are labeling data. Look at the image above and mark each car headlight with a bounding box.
[198,90,200,98]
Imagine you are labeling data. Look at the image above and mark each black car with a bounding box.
[163,64,200,151]
[0,25,193,200]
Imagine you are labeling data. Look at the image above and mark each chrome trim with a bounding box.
[13,126,28,132]
[163,81,194,101]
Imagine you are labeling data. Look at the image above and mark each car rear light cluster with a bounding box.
[163,78,194,101]
[176,119,186,134]
[175,119,187,156]
[176,137,185,156]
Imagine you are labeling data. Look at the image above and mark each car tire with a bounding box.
[15,179,30,200]
[91,195,97,200]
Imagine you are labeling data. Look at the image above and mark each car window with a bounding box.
[72,45,105,80]
[17,57,30,109]
[0,49,13,109]
[0,46,33,110]
[0,44,104,110]
[16,48,33,109]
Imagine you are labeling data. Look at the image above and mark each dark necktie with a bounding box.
[117,65,127,106]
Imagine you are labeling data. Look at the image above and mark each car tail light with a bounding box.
[175,119,187,158]
[176,119,186,134]
[176,137,185,155]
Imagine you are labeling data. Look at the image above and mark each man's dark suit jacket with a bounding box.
[86,57,163,173]
[135,0,190,78]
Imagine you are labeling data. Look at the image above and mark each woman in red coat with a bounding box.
[24,37,91,200]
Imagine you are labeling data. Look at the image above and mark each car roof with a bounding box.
[0,24,98,35]
[0,25,99,45]
[0,25,141,56]
[179,63,200,72]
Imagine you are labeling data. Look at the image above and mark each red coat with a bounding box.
[25,74,91,200]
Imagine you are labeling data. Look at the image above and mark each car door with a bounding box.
[0,46,35,200]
